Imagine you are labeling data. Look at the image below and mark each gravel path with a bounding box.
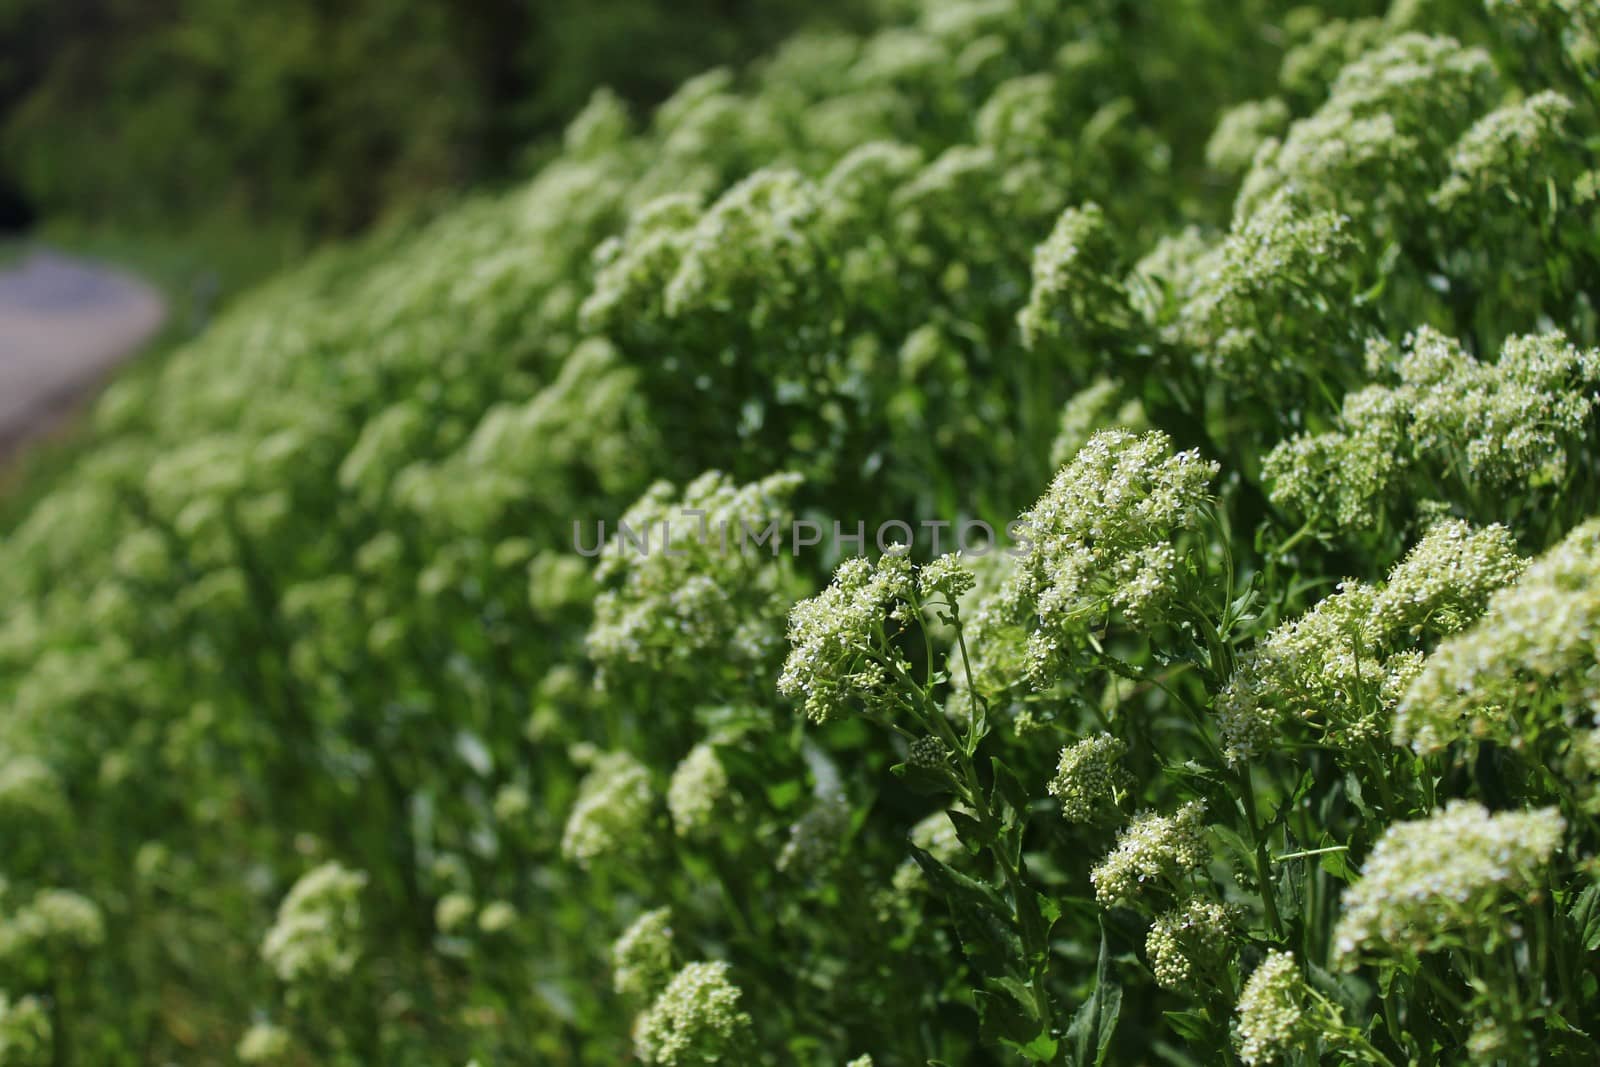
[0,248,166,455]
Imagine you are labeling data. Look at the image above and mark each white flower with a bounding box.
[1090,801,1209,908]
[636,961,754,1065]
[261,862,367,984]
[1333,801,1564,965]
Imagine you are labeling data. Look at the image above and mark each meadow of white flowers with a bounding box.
[2,0,1599,1063]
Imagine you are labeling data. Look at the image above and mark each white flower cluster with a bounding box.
[975,73,1060,158]
[435,892,475,935]
[1433,91,1575,211]
[581,193,703,332]
[636,961,755,1066]
[613,907,675,1000]
[1048,378,1148,471]
[1173,192,1357,381]
[0,993,51,1067]
[1000,430,1218,689]
[779,550,916,724]
[1204,98,1290,177]
[917,552,976,603]
[667,743,730,838]
[1332,801,1565,966]
[260,862,367,985]
[664,168,823,320]
[0,888,105,965]
[1278,17,1385,102]
[1048,733,1130,823]
[587,470,805,686]
[1234,950,1315,1066]
[0,754,66,825]
[1218,520,1524,763]
[1089,801,1209,908]
[478,900,518,935]
[1396,518,1600,754]
[561,751,656,870]
[1266,328,1600,532]
[1016,202,1134,352]
[1486,0,1599,31]
[1239,34,1495,221]
[392,337,656,534]
[236,1021,292,1064]
[1146,895,1237,992]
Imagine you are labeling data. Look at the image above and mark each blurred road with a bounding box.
[0,248,165,454]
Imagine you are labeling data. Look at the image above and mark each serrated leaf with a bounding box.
[1209,824,1255,869]
[975,988,1040,1048]
[908,844,1020,972]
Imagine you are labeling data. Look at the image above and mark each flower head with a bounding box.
[779,550,916,723]
[1147,895,1238,992]
[0,994,51,1067]
[1333,801,1564,966]
[1048,733,1130,823]
[1266,328,1600,533]
[614,907,676,1000]
[636,961,755,1066]
[561,751,656,869]
[1090,801,1209,908]
[668,743,730,838]
[1048,378,1148,470]
[777,788,852,877]
[435,892,475,935]
[587,471,804,690]
[1397,518,1600,753]
[1017,202,1134,352]
[1218,521,1523,763]
[1205,98,1290,176]
[236,1022,292,1064]
[1001,430,1218,688]
[477,901,518,934]
[1234,950,1314,1065]
[1176,193,1358,383]
[261,862,367,984]
[1433,91,1575,211]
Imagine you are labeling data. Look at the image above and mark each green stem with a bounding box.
[1237,764,1284,939]
[872,640,1059,1048]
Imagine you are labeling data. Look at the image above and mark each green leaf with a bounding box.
[764,778,804,810]
[990,756,1035,822]
[975,988,1041,1048]
[1161,1009,1210,1044]
[1066,920,1121,1067]
[891,759,955,796]
[947,808,994,852]
[1209,824,1255,870]
[908,844,1020,972]
[1569,880,1600,952]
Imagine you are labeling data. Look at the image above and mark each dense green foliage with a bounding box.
[0,0,858,239]
[4,0,1600,1063]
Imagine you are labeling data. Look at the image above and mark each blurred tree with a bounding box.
[0,0,860,239]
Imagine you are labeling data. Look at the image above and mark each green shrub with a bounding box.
[3,0,1600,1063]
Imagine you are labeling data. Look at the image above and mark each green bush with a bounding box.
[3,0,1600,1063]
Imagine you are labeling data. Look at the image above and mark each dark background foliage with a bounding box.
[0,0,861,240]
